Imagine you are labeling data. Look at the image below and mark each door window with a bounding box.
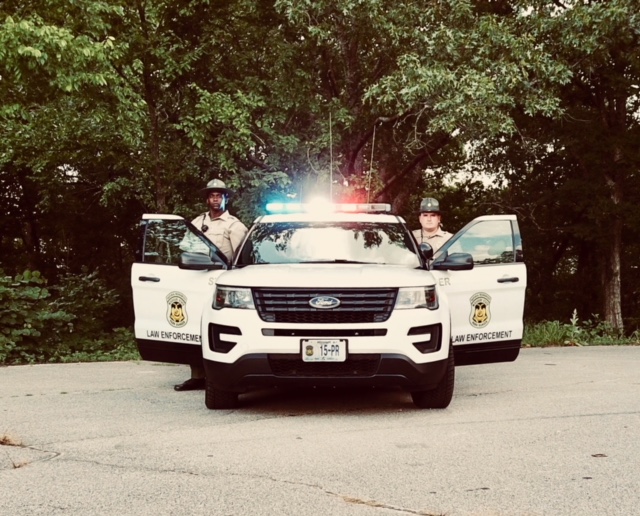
[141,219,215,265]
[436,220,516,265]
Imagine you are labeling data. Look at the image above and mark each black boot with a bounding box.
[174,378,206,391]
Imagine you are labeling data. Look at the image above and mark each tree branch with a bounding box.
[346,112,414,175]
[373,133,451,201]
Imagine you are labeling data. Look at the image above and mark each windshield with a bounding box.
[236,221,421,267]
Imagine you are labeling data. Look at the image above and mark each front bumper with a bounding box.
[201,306,450,365]
[204,352,450,392]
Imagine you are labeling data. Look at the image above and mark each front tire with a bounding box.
[205,378,239,410]
[411,346,455,409]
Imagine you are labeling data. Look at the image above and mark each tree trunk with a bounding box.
[601,215,623,331]
[151,111,166,212]
[137,2,166,213]
[15,167,42,272]
[601,144,624,332]
[144,61,166,212]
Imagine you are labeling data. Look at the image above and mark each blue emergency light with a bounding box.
[264,202,303,213]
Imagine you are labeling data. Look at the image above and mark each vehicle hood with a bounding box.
[218,264,436,288]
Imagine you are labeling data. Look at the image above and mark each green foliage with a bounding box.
[1,0,640,338]
[0,270,71,363]
[56,327,140,363]
[523,309,640,348]
[366,0,571,138]
[44,270,139,362]
[0,269,139,364]
[50,270,120,335]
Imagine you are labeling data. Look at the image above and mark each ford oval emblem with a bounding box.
[309,296,341,309]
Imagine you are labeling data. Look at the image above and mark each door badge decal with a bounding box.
[470,292,491,328]
[167,291,188,328]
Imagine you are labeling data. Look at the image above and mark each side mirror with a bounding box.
[431,252,474,271]
[419,242,433,261]
[179,252,226,271]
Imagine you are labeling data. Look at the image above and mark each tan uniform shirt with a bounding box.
[192,211,248,261]
[412,227,452,254]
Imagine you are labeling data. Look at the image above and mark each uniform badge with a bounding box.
[469,292,491,328]
[166,291,188,328]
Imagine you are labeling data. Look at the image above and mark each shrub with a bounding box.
[57,327,139,363]
[523,320,568,347]
[0,269,139,364]
[523,309,640,347]
[0,270,72,364]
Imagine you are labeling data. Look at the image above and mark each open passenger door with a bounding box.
[131,214,229,365]
[430,215,527,365]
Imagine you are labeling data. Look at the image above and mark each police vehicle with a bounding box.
[131,202,526,409]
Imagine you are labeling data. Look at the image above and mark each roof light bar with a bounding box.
[265,202,391,214]
[265,202,303,213]
[336,203,391,213]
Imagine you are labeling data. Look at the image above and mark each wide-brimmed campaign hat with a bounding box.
[419,197,441,213]
[200,179,234,197]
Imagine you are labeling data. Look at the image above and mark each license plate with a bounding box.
[301,339,347,362]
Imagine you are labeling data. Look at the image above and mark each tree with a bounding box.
[525,0,640,331]
[461,0,640,331]
[2,0,639,334]
[0,6,122,277]
[351,0,640,331]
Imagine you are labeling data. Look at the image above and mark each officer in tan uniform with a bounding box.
[192,179,248,262]
[174,178,248,391]
[412,197,452,254]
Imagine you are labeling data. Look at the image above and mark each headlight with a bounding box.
[213,286,255,310]
[395,286,438,310]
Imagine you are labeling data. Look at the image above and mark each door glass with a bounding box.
[440,220,515,265]
[143,219,213,265]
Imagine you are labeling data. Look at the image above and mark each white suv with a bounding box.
[132,203,526,410]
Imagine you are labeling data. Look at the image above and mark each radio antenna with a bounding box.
[367,122,376,203]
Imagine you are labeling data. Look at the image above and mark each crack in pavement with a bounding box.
[4,450,447,514]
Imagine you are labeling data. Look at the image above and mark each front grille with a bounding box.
[268,354,380,377]
[253,288,397,323]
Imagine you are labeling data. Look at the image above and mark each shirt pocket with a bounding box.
[206,226,226,247]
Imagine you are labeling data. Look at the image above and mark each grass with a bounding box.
[523,309,640,348]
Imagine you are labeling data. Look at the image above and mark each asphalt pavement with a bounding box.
[1,346,639,516]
